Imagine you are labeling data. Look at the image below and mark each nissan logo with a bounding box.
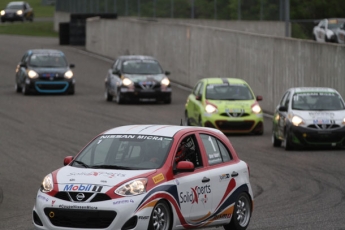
[76,193,85,201]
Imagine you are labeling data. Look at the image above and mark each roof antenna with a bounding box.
[180,119,183,126]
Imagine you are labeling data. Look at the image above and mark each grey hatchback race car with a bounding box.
[104,55,172,104]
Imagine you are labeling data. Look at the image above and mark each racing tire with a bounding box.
[284,131,293,151]
[184,111,191,126]
[116,91,124,104]
[105,88,113,101]
[223,192,251,230]
[22,83,30,95]
[148,200,172,230]
[272,132,282,147]
[1,19,5,23]
[15,83,22,93]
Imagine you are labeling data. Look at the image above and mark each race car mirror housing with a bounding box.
[176,161,194,173]
[64,156,74,166]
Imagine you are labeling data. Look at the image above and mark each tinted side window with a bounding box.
[200,134,232,165]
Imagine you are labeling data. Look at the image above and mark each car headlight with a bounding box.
[27,70,38,79]
[16,10,23,15]
[0,10,5,16]
[291,115,304,126]
[40,174,53,193]
[122,78,133,86]
[251,104,262,114]
[161,77,170,86]
[64,70,73,79]
[205,103,217,114]
[115,178,147,196]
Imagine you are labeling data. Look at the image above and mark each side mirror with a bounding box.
[165,71,170,76]
[19,63,27,68]
[256,95,263,101]
[112,70,120,75]
[195,95,202,100]
[69,64,75,68]
[64,156,74,166]
[175,161,194,173]
[278,105,288,112]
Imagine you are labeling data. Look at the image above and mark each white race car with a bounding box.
[33,125,254,230]
[272,87,345,150]
[312,18,345,43]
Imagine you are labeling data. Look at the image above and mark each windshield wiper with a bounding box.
[91,165,132,170]
[73,160,90,168]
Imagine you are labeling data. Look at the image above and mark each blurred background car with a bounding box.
[104,55,172,104]
[15,49,75,95]
[0,1,34,23]
[312,18,345,43]
[184,78,264,135]
[272,87,345,150]
[334,21,345,44]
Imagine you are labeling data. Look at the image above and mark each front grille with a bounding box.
[36,83,67,90]
[44,208,116,228]
[134,82,160,90]
[304,133,343,143]
[216,121,255,131]
[54,192,111,202]
[220,112,250,118]
[307,124,340,130]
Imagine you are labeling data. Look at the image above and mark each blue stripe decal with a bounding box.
[35,82,69,93]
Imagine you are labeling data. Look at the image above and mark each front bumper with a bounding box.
[32,191,153,230]
[25,78,75,94]
[120,86,171,101]
[288,125,345,148]
[1,13,24,21]
[202,113,264,134]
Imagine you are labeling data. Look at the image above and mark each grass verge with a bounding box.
[0,21,57,37]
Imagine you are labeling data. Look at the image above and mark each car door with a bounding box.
[276,91,291,139]
[173,134,213,224]
[198,133,242,225]
[106,59,119,94]
[17,52,29,85]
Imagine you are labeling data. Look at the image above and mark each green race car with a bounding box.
[185,78,264,135]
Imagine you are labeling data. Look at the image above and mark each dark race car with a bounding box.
[0,1,34,23]
[104,55,172,104]
[15,49,75,95]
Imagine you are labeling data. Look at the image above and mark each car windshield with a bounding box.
[206,84,254,100]
[328,19,344,29]
[121,60,163,74]
[73,134,173,170]
[6,4,23,9]
[28,54,68,68]
[292,92,345,111]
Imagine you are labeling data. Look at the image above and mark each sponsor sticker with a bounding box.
[152,173,165,184]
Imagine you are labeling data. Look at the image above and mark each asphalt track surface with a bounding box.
[0,35,345,230]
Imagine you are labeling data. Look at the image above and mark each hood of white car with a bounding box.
[55,166,156,189]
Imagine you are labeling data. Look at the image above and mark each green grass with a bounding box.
[0,21,58,37]
[0,0,56,36]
